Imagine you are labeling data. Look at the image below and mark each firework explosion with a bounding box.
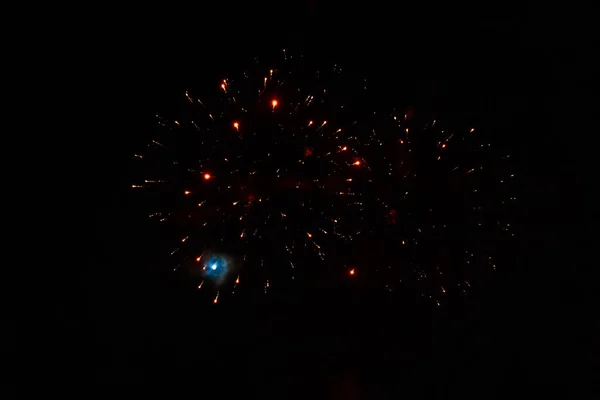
[130,49,517,306]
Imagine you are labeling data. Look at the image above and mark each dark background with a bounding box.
[38,2,595,397]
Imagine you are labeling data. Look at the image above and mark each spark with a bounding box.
[203,173,212,180]
[470,128,475,133]
[196,254,203,262]
[198,281,204,289]
[349,268,355,276]
[233,121,240,131]
[353,160,361,166]
[213,292,219,304]
[271,99,278,110]
[184,190,191,195]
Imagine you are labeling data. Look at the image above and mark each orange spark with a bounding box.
[308,120,313,126]
[235,275,240,284]
[342,146,348,151]
[470,128,475,133]
[349,268,356,276]
[307,233,312,238]
[203,173,211,180]
[353,160,361,166]
[184,190,191,195]
[196,255,203,262]
[271,99,278,109]
[233,121,239,131]
[441,143,446,148]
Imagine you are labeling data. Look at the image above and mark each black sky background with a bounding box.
[36,2,596,397]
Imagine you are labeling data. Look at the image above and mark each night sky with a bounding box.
[40,3,595,397]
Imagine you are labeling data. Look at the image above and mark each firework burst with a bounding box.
[130,49,517,306]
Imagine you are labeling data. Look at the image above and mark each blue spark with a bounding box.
[200,253,234,284]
